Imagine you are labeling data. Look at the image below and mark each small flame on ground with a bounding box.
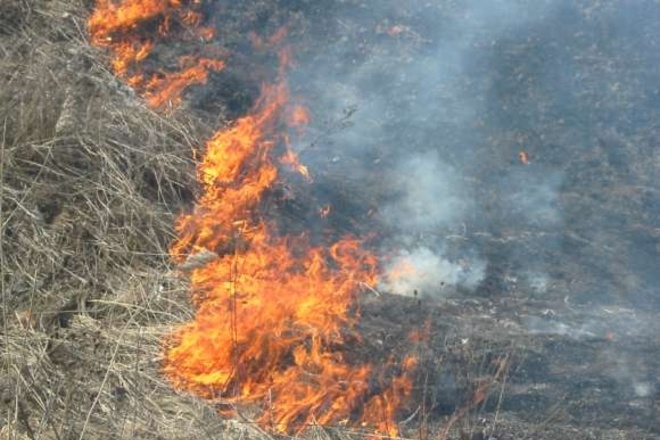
[88,0,224,110]
[519,150,530,165]
[163,73,414,435]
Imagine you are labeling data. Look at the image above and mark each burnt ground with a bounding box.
[357,292,660,439]
[1,0,658,439]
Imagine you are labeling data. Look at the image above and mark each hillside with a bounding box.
[1,1,658,439]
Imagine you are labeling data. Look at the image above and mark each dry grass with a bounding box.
[0,1,239,438]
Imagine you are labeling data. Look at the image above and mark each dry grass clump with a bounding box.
[0,0,198,308]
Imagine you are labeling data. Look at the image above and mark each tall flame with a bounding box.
[164,77,414,435]
[87,2,415,435]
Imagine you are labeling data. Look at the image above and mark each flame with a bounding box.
[88,0,224,109]
[281,148,312,181]
[319,204,331,218]
[143,57,225,108]
[289,105,312,128]
[280,103,311,179]
[88,1,416,433]
[519,150,530,165]
[164,68,413,435]
[385,256,418,284]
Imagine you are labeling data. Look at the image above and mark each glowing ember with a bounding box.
[88,0,224,109]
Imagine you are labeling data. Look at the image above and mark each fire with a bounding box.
[88,1,416,435]
[88,0,224,109]
[289,105,312,128]
[519,150,530,165]
[164,74,414,435]
[281,148,312,181]
[281,103,311,179]
[386,257,418,282]
[143,57,225,109]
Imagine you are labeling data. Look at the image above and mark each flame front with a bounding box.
[164,79,413,435]
[87,1,415,435]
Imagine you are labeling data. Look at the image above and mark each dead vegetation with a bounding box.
[0,2,382,439]
[0,1,231,438]
[0,3,500,438]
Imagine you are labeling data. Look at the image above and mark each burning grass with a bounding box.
[87,0,224,110]
[82,0,418,434]
[0,1,412,438]
[4,1,657,439]
[0,2,539,439]
[162,76,415,435]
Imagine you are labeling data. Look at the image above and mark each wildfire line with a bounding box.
[87,2,416,436]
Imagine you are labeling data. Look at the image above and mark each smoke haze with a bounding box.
[283,1,558,296]
[195,0,660,431]
[269,0,658,309]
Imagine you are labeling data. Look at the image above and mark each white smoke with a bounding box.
[378,150,486,295]
[287,0,562,297]
[380,247,486,297]
[381,150,465,231]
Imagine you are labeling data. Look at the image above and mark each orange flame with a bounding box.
[143,57,225,108]
[519,150,530,165]
[88,1,416,433]
[289,105,311,127]
[164,71,413,435]
[385,257,418,284]
[88,0,224,110]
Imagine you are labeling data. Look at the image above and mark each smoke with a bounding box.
[381,247,486,297]
[276,0,660,309]
[375,150,487,296]
[381,151,465,231]
[189,0,660,428]
[240,0,660,426]
[286,0,563,296]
